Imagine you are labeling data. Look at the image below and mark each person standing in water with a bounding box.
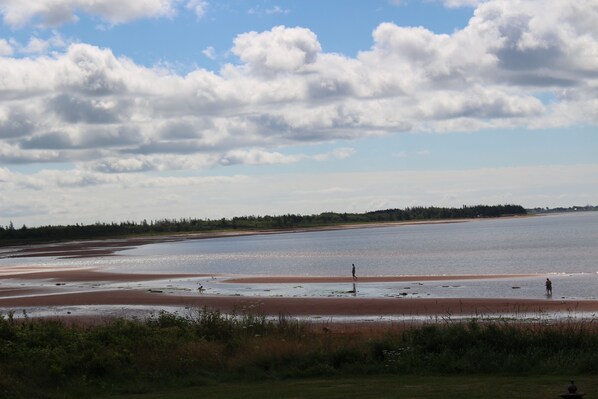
[545,278,552,296]
[352,263,357,280]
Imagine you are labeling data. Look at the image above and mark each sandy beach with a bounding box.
[1,267,597,319]
[1,286,597,317]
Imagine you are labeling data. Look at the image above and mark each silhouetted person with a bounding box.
[545,278,552,296]
[352,263,356,280]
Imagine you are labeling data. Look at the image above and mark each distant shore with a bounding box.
[1,216,526,259]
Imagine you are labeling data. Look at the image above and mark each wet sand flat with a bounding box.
[0,289,596,317]
[1,268,595,318]
[224,274,538,284]
[0,267,210,282]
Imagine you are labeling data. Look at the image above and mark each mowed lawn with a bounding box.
[105,375,595,399]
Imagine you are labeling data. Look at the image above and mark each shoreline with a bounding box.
[0,216,523,259]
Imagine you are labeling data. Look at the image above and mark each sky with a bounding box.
[0,0,597,227]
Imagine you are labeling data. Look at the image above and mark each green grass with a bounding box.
[2,309,598,398]
[104,375,595,399]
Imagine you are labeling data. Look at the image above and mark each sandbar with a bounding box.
[0,267,210,282]
[0,290,596,317]
[1,268,594,318]
[224,274,538,284]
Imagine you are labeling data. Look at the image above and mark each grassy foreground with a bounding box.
[104,375,597,399]
[1,308,597,398]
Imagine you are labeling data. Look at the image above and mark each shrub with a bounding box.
[2,311,598,398]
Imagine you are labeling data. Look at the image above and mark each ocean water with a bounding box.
[1,212,597,302]
[113,212,598,276]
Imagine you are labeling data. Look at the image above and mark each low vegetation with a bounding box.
[1,308,597,398]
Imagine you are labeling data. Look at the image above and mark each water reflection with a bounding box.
[112,212,598,277]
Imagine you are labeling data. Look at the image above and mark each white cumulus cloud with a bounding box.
[0,0,597,226]
[0,3,596,173]
[0,0,178,28]
[232,25,321,75]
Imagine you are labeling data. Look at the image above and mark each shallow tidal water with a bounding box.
[1,212,597,320]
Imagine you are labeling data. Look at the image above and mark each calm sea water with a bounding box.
[1,212,597,303]
[112,212,598,276]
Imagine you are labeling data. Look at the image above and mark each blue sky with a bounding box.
[1,1,475,71]
[0,0,597,226]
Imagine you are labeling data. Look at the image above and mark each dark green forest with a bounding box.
[0,204,526,246]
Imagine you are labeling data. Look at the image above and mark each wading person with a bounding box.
[352,263,357,280]
[545,278,552,296]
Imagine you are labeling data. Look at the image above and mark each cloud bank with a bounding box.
[0,0,178,27]
[1,1,595,169]
[0,0,597,225]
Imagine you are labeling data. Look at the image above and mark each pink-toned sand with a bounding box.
[0,289,596,317]
[0,268,596,317]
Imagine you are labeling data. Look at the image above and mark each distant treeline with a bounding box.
[527,205,598,214]
[0,204,526,245]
